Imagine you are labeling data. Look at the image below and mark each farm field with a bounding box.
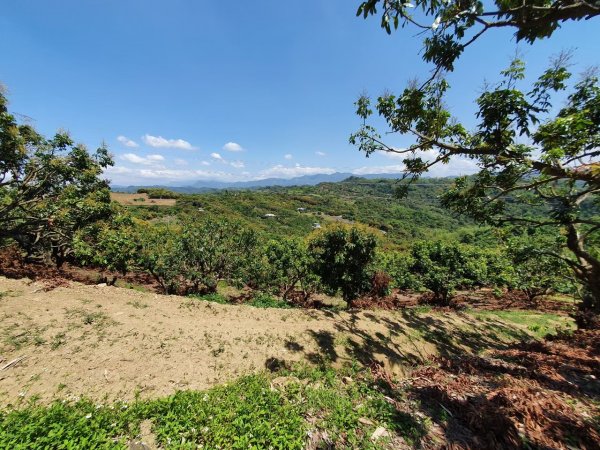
[110,192,177,207]
[0,276,570,407]
[2,1,599,448]
[2,276,598,449]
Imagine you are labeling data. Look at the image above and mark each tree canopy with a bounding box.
[351,2,600,320]
[0,90,114,266]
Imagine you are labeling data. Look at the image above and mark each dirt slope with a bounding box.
[0,276,558,408]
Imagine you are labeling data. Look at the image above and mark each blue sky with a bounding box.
[1,1,598,185]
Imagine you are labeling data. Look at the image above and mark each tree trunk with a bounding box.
[565,224,600,328]
[580,277,600,314]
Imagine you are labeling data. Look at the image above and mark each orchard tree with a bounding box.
[409,241,487,305]
[261,238,319,302]
[178,217,259,294]
[307,224,378,304]
[0,90,113,267]
[377,251,420,291]
[135,224,182,294]
[74,207,138,284]
[352,2,599,322]
[351,57,600,320]
[503,229,574,302]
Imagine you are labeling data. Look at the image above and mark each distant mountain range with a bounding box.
[111,172,404,193]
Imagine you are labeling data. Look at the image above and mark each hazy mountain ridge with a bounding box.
[110,172,404,193]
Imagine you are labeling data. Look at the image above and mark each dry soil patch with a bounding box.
[0,276,547,407]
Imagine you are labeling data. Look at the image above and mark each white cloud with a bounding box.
[174,158,187,166]
[103,165,248,184]
[284,154,293,160]
[117,136,139,148]
[201,161,211,166]
[352,164,406,175]
[315,151,326,157]
[121,153,165,166]
[260,164,336,179]
[223,142,244,152]
[142,134,196,150]
[104,165,134,175]
[210,152,244,168]
[121,153,145,164]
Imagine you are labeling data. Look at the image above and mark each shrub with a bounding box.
[378,251,421,291]
[136,188,180,199]
[307,224,378,304]
[257,239,319,302]
[409,241,488,305]
[504,231,574,302]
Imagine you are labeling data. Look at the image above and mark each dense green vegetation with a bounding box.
[0,84,581,307]
[71,205,575,307]
[136,187,181,199]
[352,55,600,321]
[0,365,428,449]
[0,91,113,268]
[131,177,481,250]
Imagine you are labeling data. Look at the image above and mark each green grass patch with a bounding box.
[470,310,574,339]
[188,293,229,305]
[248,293,292,309]
[0,365,428,449]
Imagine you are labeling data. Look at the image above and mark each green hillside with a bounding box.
[123,177,484,250]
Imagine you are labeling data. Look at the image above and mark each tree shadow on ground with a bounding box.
[395,309,533,358]
[282,308,536,374]
[271,310,599,449]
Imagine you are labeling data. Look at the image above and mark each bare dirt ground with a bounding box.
[0,276,562,409]
[110,192,177,207]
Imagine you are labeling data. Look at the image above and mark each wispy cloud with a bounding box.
[104,165,245,184]
[121,153,165,166]
[209,152,245,169]
[117,136,139,148]
[222,142,244,152]
[142,134,196,150]
[315,151,326,157]
[284,154,293,160]
[352,164,405,175]
[260,164,335,179]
